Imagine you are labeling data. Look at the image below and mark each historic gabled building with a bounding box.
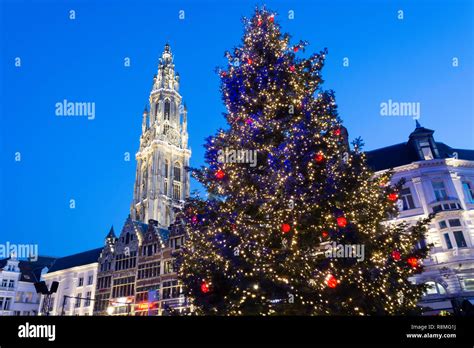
[134,220,186,315]
[93,227,117,315]
[94,217,146,316]
[131,43,191,228]
[366,121,474,314]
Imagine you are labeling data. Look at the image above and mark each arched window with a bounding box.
[164,100,170,121]
[163,123,170,135]
[173,162,181,182]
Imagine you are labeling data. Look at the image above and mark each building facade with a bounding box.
[131,43,191,228]
[39,248,102,316]
[366,122,474,314]
[0,255,55,316]
[94,218,146,316]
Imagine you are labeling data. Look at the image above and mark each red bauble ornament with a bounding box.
[257,19,262,26]
[191,215,198,224]
[392,250,401,261]
[336,216,347,228]
[268,14,274,23]
[245,118,254,125]
[407,257,419,268]
[200,281,210,293]
[247,58,253,65]
[314,152,325,163]
[322,230,329,238]
[289,65,295,72]
[333,128,341,136]
[215,169,225,180]
[388,193,398,201]
[221,71,227,77]
[325,274,338,288]
[293,46,299,52]
[281,223,291,233]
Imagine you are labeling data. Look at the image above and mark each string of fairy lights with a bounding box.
[176,8,431,316]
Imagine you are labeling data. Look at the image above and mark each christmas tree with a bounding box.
[176,7,431,315]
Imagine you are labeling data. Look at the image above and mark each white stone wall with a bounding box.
[381,158,474,312]
[0,259,42,316]
[40,263,98,316]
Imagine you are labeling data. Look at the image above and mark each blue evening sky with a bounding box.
[0,0,472,257]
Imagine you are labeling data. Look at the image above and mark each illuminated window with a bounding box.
[464,279,474,291]
[424,281,447,296]
[173,183,181,200]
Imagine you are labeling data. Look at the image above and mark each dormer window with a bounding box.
[419,140,434,160]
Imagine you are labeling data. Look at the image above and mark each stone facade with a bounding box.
[367,122,474,314]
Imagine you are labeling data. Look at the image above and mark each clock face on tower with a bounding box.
[166,128,180,146]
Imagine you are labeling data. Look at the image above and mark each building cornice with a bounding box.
[375,158,474,175]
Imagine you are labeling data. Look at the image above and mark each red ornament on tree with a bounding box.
[289,65,295,72]
[391,250,401,261]
[407,257,419,268]
[191,215,198,224]
[325,274,338,288]
[322,230,329,238]
[388,193,398,201]
[245,118,254,125]
[268,14,274,23]
[200,281,210,293]
[293,46,299,52]
[333,128,341,136]
[336,216,347,228]
[221,71,227,78]
[215,169,225,180]
[247,58,253,65]
[257,18,262,26]
[281,223,291,233]
[314,152,325,164]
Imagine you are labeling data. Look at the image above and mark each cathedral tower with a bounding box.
[131,44,191,227]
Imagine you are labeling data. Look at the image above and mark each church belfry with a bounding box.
[131,44,191,227]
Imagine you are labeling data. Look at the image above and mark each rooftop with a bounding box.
[47,248,102,273]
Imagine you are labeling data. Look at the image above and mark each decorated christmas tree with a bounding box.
[176,7,431,315]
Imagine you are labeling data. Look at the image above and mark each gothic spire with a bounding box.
[106,226,116,239]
